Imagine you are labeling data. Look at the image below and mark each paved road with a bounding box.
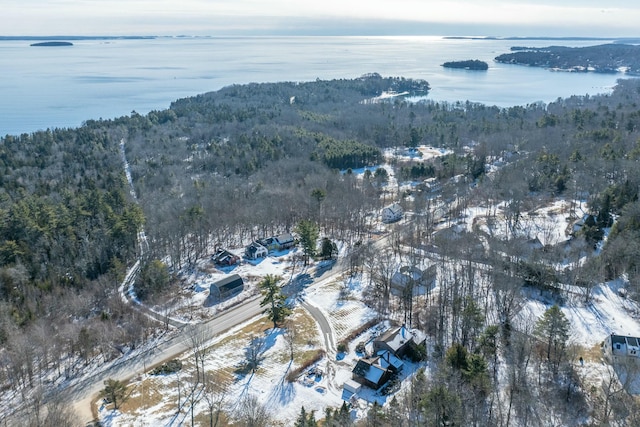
[71,215,431,423]
[69,295,265,423]
[301,300,336,355]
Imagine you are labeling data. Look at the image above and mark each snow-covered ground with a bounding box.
[98,271,396,426]
[98,146,640,425]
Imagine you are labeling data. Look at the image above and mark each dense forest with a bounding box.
[4,72,640,425]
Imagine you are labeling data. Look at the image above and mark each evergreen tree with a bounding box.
[445,342,469,371]
[136,259,171,301]
[295,220,319,266]
[421,384,462,427]
[337,401,352,426]
[100,378,129,411]
[535,304,571,374]
[320,237,338,260]
[307,410,317,427]
[258,274,291,328]
[295,406,309,427]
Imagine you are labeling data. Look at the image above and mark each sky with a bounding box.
[3,0,640,37]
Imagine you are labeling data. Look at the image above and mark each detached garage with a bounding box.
[209,274,244,301]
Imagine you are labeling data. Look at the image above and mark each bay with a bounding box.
[0,36,626,136]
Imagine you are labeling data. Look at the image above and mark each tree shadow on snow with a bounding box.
[267,360,296,406]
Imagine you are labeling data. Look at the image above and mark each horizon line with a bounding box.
[1,34,638,40]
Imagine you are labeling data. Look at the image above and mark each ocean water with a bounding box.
[0,36,627,136]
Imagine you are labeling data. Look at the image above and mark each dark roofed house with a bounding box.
[212,248,240,266]
[390,265,437,297]
[209,274,244,301]
[352,356,393,390]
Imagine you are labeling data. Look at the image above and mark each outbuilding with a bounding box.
[209,274,244,301]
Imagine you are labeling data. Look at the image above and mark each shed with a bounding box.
[343,379,362,394]
[209,274,244,301]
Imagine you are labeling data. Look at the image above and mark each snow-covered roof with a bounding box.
[383,203,403,215]
[377,350,404,371]
[377,326,419,352]
[353,358,387,385]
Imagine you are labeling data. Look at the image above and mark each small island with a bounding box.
[30,41,73,47]
[442,59,489,70]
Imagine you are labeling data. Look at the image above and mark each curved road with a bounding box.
[67,139,432,422]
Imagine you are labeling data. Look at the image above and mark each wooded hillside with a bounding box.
[4,73,640,424]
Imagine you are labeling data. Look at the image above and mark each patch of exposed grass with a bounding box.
[286,349,326,382]
[119,378,165,415]
[583,342,605,362]
[272,308,320,364]
[213,316,272,349]
[291,308,321,346]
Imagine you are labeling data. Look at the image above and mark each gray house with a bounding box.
[258,233,296,252]
[210,274,244,301]
[604,333,640,365]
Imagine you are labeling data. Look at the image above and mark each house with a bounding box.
[565,214,592,237]
[212,248,240,266]
[258,233,296,252]
[382,203,403,223]
[245,242,268,260]
[351,356,393,390]
[209,274,244,301]
[603,333,640,365]
[275,233,296,250]
[390,265,437,297]
[422,177,442,194]
[350,326,421,391]
[373,325,425,358]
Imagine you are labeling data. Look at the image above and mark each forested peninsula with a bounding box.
[495,43,640,74]
[5,72,640,424]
